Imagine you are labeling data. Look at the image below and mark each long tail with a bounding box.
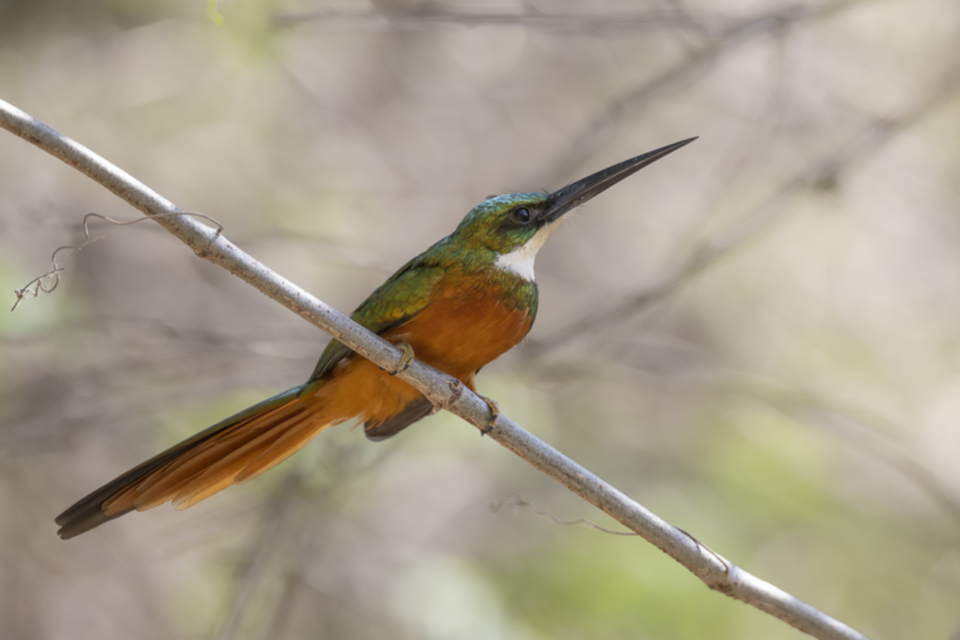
[55,384,335,539]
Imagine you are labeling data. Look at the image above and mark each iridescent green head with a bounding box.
[453,192,551,254]
[448,137,697,281]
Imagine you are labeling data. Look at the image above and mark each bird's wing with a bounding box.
[308,251,446,383]
[363,396,436,441]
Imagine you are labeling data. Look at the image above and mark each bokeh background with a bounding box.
[2,0,960,638]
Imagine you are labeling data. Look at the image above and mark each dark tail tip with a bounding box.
[56,506,134,540]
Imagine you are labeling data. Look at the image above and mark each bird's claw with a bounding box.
[388,343,415,376]
[478,395,500,436]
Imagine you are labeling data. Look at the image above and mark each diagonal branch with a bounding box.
[533,56,960,352]
[0,99,870,640]
[273,7,709,32]
[532,0,870,187]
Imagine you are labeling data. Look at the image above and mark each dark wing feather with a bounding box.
[363,397,435,441]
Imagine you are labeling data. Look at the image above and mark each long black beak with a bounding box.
[543,137,697,222]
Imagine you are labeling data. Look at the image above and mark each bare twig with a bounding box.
[217,439,405,639]
[217,469,303,640]
[11,211,222,311]
[533,57,960,352]
[741,379,960,523]
[533,0,869,187]
[490,493,638,536]
[273,7,714,33]
[0,99,871,640]
[11,266,62,312]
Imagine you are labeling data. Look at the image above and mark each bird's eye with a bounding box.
[511,207,532,224]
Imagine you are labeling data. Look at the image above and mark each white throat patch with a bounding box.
[494,220,562,281]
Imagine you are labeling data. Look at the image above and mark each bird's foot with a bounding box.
[477,395,500,436]
[388,343,415,376]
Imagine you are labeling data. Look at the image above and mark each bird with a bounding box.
[55,137,695,539]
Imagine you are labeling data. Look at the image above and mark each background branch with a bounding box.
[531,57,960,353]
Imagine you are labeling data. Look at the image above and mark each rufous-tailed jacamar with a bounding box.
[55,138,695,539]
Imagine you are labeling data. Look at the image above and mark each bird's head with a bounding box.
[450,137,697,281]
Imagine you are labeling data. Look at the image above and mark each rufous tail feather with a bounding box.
[55,384,338,539]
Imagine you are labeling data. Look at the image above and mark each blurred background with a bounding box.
[2,0,959,638]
